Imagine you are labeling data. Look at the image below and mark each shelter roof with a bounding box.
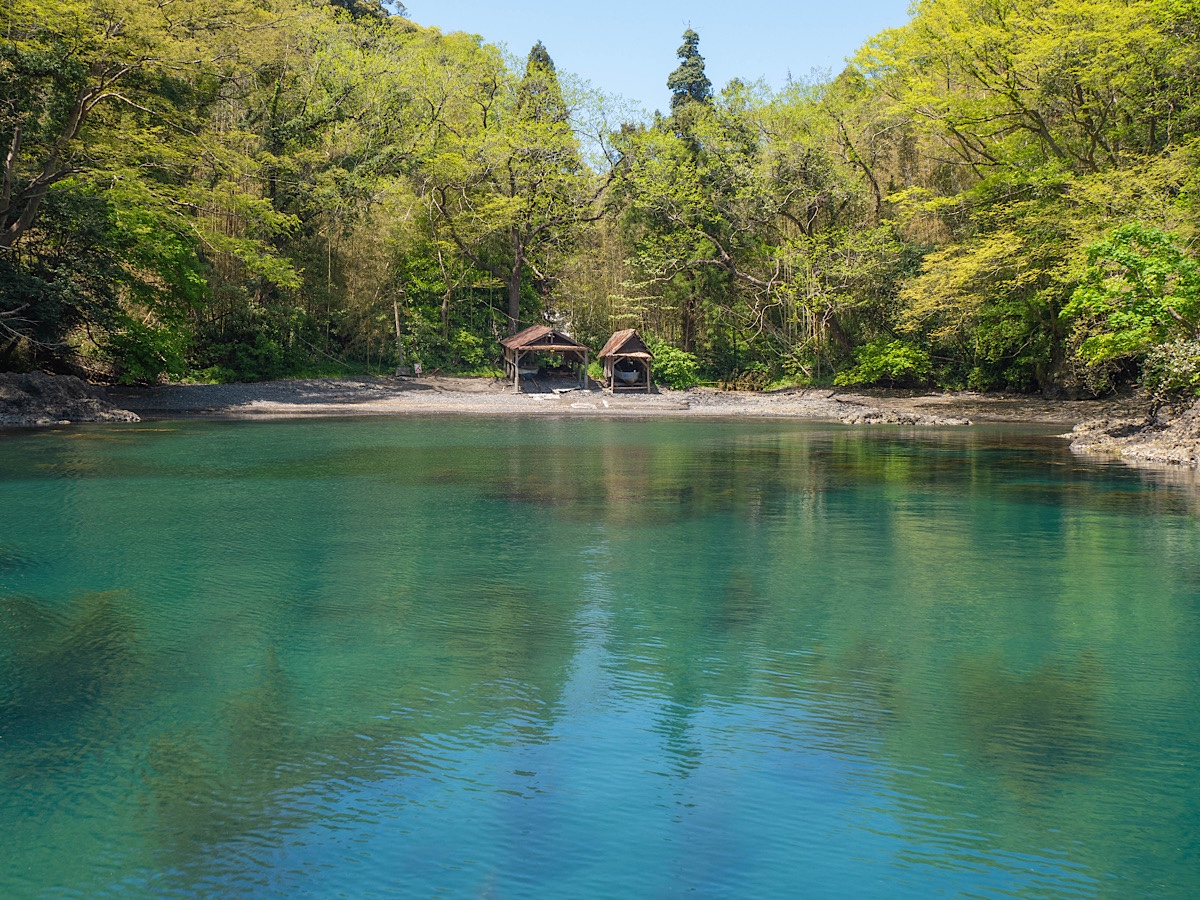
[598,329,654,359]
[500,325,588,352]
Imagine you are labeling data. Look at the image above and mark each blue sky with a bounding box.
[404,1,913,115]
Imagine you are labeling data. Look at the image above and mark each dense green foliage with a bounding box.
[834,339,933,387]
[2,0,1198,393]
[645,337,702,389]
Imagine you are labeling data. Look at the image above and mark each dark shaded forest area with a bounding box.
[2,0,1198,396]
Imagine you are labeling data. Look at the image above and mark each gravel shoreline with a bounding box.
[101,374,1142,428]
[8,371,1198,468]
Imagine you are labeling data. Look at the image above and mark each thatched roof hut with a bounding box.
[598,329,654,392]
[500,325,590,392]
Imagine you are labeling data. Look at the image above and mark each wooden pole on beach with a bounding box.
[393,290,406,373]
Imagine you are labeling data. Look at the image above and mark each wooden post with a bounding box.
[393,294,406,373]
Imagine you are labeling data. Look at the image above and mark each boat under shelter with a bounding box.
[598,329,654,392]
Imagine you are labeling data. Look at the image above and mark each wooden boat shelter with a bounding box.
[598,329,654,392]
[500,325,590,392]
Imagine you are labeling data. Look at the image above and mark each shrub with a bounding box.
[834,339,932,387]
[101,314,190,384]
[718,365,771,391]
[1141,338,1200,403]
[647,339,701,389]
[191,306,308,382]
[450,328,487,369]
[1065,223,1200,364]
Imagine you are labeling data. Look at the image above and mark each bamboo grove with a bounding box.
[2,0,1198,395]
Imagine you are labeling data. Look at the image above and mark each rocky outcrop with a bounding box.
[840,409,971,426]
[1070,400,1200,467]
[0,371,140,427]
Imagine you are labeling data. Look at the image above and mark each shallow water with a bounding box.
[1,417,1198,897]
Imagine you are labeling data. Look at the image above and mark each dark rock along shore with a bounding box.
[1069,400,1200,467]
[0,371,140,426]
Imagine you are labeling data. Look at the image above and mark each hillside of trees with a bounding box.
[3,0,1198,397]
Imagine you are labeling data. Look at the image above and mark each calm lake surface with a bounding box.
[2,416,1199,897]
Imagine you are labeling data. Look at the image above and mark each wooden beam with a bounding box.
[392,296,405,371]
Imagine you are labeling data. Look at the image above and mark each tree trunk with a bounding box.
[0,336,22,370]
[681,296,696,353]
[823,307,854,353]
[393,298,405,369]
[507,250,523,335]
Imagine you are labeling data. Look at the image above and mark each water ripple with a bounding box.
[2,418,1199,897]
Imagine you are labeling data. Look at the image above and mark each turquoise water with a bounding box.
[1,416,1199,897]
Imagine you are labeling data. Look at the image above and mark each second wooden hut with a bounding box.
[598,329,654,392]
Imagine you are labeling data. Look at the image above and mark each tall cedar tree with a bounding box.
[666,29,713,115]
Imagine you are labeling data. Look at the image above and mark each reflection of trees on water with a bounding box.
[956,653,1110,787]
[1,570,585,886]
[4,419,1200,893]
[558,426,1198,889]
[0,591,147,774]
[130,547,592,883]
[484,430,830,527]
[472,425,1200,530]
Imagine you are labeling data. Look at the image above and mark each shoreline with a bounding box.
[8,371,1199,468]
[102,374,1142,428]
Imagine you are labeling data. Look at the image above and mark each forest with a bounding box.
[2,0,1198,396]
